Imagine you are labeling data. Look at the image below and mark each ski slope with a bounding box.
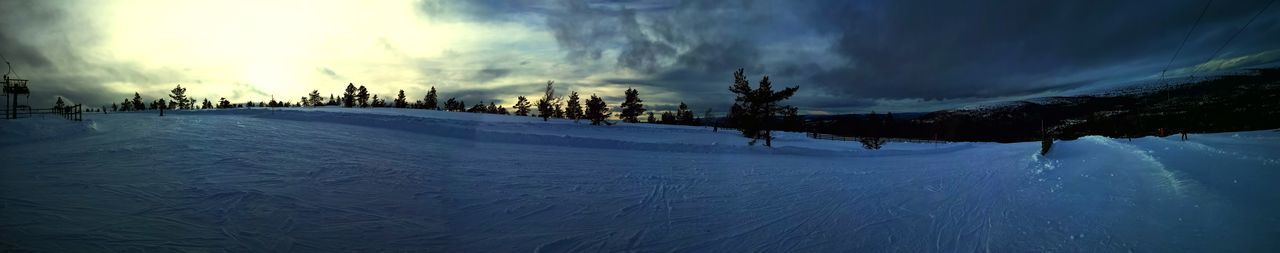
[1,108,1278,252]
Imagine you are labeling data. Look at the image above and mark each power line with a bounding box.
[1159,0,1213,82]
[1196,0,1276,77]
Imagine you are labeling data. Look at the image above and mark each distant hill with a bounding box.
[805,68,1280,142]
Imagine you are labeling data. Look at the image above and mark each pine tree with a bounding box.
[394,90,408,108]
[565,91,583,120]
[676,102,694,125]
[661,111,675,124]
[372,94,385,107]
[202,99,212,109]
[584,94,611,125]
[328,94,338,106]
[782,106,801,131]
[513,96,531,116]
[53,97,65,110]
[536,81,557,121]
[619,88,645,123]
[218,98,231,108]
[111,103,119,112]
[308,90,324,106]
[497,105,509,115]
[726,68,799,147]
[424,86,438,110]
[169,84,188,109]
[132,92,145,111]
[646,111,656,123]
[356,85,370,108]
[342,83,357,107]
[487,102,498,114]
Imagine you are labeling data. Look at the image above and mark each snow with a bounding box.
[2,108,1278,251]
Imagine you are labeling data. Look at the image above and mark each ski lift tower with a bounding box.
[3,60,30,119]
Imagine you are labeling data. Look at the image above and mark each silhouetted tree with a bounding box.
[553,97,565,118]
[497,105,509,115]
[202,99,212,109]
[584,94,611,125]
[132,92,145,111]
[487,102,498,114]
[513,96,531,116]
[169,84,188,109]
[328,94,339,106]
[53,97,65,110]
[444,98,459,111]
[356,85,370,108]
[394,90,408,108]
[727,68,800,147]
[565,91,583,120]
[619,88,645,123]
[782,106,802,131]
[343,83,357,107]
[677,102,695,125]
[468,102,488,113]
[218,98,231,108]
[647,112,656,123]
[309,90,324,106]
[536,81,558,121]
[111,103,119,112]
[372,94,386,107]
[660,111,676,124]
[424,86,438,110]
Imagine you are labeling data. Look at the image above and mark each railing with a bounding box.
[20,104,83,121]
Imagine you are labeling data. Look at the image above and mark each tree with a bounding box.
[202,99,212,109]
[53,97,66,110]
[132,93,145,111]
[513,96,531,116]
[487,102,498,114]
[169,84,188,109]
[676,102,694,125]
[536,81,558,121]
[424,86,438,110]
[565,91,583,120]
[343,83,357,107]
[356,85,370,108]
[111,103,119,112]
[660,111,676,124]
[308,90,324,106]
[584,94,611,125]
[468,101,488,113]
[619,88,645,123]
[726,68,799,147]
[782,106,802,131]
[372,94,386,107]
[218,98,231,108]
[647,111,656,123]
[328,94,338,106]
[394,90,408,108]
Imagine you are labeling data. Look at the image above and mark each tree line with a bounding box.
[106,68,803,146]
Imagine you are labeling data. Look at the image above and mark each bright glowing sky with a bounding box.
[3,0,1278,114]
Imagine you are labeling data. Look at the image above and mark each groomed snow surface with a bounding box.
[2,108,1278,252]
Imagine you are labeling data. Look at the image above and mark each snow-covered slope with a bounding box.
[1,109,1277,252]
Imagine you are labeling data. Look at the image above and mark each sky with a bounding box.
[2,0,1279,114]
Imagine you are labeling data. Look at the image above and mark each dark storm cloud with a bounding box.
[423,0,1280,112]
[803,0,1280,100]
